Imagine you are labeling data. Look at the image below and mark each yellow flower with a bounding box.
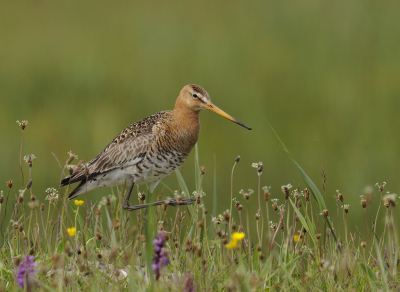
[67,227,76,237]
[294,235,302,242]
[225,232,245,249]
[225,240,238,249]
[232,232,245,241]
[74,200,84,206]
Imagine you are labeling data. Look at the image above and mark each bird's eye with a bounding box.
[193,94,198,99]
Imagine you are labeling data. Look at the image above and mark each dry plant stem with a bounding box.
[272,200,287,244]
[371,191,383,250]
[292,198,297,250]
[258,175,264,247]
[19,131,24,187]
[342,203,348,247]
[229,161,237,235]
[0,188,11,239]
[265,201,270,236]
[246,200,251,270]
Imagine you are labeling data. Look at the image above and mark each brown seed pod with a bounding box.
[304,188,310,202]
[200,166,206,175]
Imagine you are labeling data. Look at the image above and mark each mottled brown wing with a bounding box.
[61,111,171,185]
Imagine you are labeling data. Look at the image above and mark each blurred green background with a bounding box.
[1,1,399,237]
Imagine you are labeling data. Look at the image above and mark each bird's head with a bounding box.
[176,84,252,130]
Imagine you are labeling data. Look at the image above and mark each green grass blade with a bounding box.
[268,123,337,242]
[289,198,317,247]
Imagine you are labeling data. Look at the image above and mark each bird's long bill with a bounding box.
[205,101,252,130]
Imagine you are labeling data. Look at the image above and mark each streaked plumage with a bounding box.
[61,84,251,210]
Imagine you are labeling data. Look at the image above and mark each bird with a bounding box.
[61,84,251,211]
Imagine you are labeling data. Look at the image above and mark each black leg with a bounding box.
[123,181,136,210]
[122,180,195,211]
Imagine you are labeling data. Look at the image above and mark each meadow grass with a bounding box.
[0,123,399,291]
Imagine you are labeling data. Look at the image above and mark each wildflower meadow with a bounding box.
[0,121,399,291]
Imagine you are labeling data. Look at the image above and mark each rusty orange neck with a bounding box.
[171,101,201,152]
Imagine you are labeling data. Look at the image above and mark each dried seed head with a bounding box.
[279,221,285,230]
[238,225,244,232]
[254,213,260,220]
[204,209,208,214]
[162,202,168,211]
[237,204,243,211]
[18,195,24,203]
[256,245,262,252]
[270,221,277,231]
[272,203,278,211]
[106,197,111,206]
[294,215,299,222]
[222,238,228,245]
[196,196,201,204]
[322,209,329,218]
[184,245,191,252]
[26,179,33,189]
[361,200,367,208]
[200,166,206,175]
[6,180,13,189]
[196,249,202,257]
[113,219,120,230]
[304,188,310,202]
[375,182,386,193]
[336,190,344,202]
[360,241,367,248]
[29,248,34,255]
[18,225,23,232]
[16,120,28,130]
[297,200,302,208]
[257,165,263,175]
[244,193,250,200]
[30,195,36,202]
[235,156,240,163]
[52,253,60,267]
[235,201,240,208]
[138,192,145,201]
[96,253,102,260]
[293,190,299,199]
[96,232,102,240]
[232,224,237,230]
[109,247,118,262]
[217,230,222,238]
[281,184,292,200]
[174,241,179,248]
[259,253,265,260]
[65,246,72,257]
[198,220,204,228]
[140,235,146,242]
[95,209,101,216]
[67,151,78,165]
[383,194,396,208]
[316,234,321,239]
[223,212,230,222]
[264,191,269,201]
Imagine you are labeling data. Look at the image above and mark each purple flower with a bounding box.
[15,256,38,289]
[152,230,170,280]
[183,271,197,292]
